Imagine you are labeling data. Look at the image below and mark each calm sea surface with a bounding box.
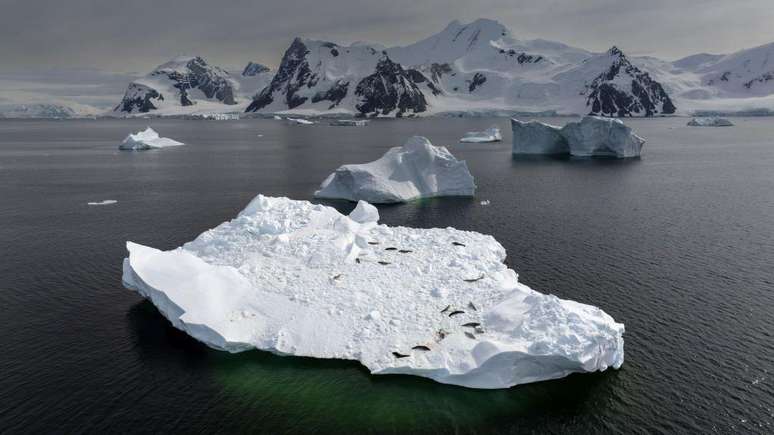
[0,117,772,433]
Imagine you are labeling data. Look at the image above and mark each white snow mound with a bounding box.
[460,126,502,143]
[512,116,644,158]
[122,195,625,389]
[119,127,184,150]
[687,117,734,127]
[315,136,476,203]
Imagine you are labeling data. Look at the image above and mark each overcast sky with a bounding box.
[1,0,774,73]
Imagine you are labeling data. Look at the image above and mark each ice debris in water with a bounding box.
[118,127,184,151]
[122,195,625,389]
[87,200,117,206]
[460,126,502,143]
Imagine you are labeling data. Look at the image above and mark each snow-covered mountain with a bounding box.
[246,19,677,117]
[114,56,241,114]
[0,103,79,119]
[241,62,270,76]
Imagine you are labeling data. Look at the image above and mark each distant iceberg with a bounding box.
[512,116,644,158]
[286,117,315,125]
[119,127,184,150]
[87,200,117,206]
[460,126,502,143]
[330,119,369,126]
[315,136,475,203]
[687,117,734,127]
[122,195,625,389]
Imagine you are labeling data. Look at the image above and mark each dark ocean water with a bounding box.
[0,117,772,434]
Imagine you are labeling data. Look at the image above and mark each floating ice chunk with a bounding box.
[87,200,117,206]
[330,119,369,126]
[315,136,476,203]
[460,126,502,143]
[512,116,644,158]
[480,200,490,206]
[122,195,625,389]
[273,115,283,120]
[119,127,184,151]
[348,200,379,224]
[687,117,734,127]
[511,119,568,155]
[286,117,315,125]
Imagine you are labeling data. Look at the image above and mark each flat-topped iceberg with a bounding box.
[460,126,502,143]
[512,116,645,158]
[122,195,624,389]
[687,117,734,127]
[119,127,184,150]
[330,119,369,126]
[315,136,476,203]
[286,117,315,125]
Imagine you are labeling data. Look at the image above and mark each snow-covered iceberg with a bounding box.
[315,136,476,203]
[122,195,625,389]
[118,127,184,150]
[687,117,734,127]
[460,126,502,143]
[512,116,644,158]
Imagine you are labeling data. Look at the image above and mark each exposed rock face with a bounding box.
[247,38,312,111]
[354,57,427,117]
[585,47,676,117]
[242,62,270,76]
[512,116,645,158]
[115,56,237,114]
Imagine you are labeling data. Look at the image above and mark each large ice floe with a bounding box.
[460,126,502,143]
[687,117,734,127]
[315,136,476,203]
[512,116,645,158]
[118,127,184,150]
[122,195,625,389]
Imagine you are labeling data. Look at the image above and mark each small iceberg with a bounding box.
[460,126,502,143]
[687,117,734,127]
[87,200,117,206]
[119,127,184,151]
[273,115,283,120]
[330,119,369,127]
[122,195,625,389]
[286,117,315,125]
[315,136,476,203]
[512,116,644,158]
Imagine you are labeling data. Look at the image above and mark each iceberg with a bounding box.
[460,126,502,143]
[314,136,476,203]
[87,200,117,206]
[330,119,369,126]
[122,195,625,389]
[118,127,184,150]
[512,116,644,158]
[286,117,316,125]
[687,117,734,127]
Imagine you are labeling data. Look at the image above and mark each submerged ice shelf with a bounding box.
[122,195,624,389]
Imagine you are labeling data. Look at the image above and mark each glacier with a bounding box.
[512,116,644,158]
[122,195,625,389]
[687,117,734,127]
[119,127,184,150]
[314,136,475,203]
[460,126,502,143]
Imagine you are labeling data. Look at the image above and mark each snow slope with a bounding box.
[122,195,625,389]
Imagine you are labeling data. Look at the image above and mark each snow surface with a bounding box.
[687,117,734,127]
[314,136,475,203]
[512,116,644,158]
[122,195,625,389]
[118,127,184,150]
[460,126,502,143]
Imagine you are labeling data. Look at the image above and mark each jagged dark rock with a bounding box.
[242,62,270,76]
[586,47,675,117]
[468,73,486,92]
[354,57,428,117]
